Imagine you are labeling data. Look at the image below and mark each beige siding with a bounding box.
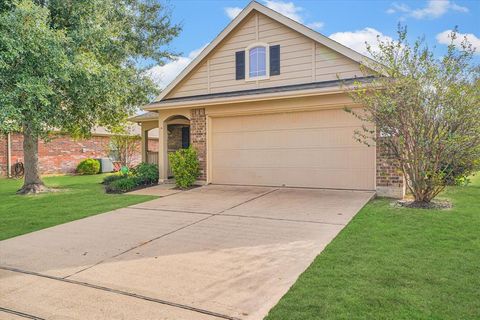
[314,44,363,82]
[165,12,364,99]
[167,62,209,98]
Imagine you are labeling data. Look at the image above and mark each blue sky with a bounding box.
[148,0,480,88]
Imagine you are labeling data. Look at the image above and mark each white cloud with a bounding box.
[264,0,303,22]
[411,0,468,18]
[146,43,209,89]
[223,0,324,29]
[224,7,242,19]
[387,0,469,19]
[436,30,480,54]
[329,28,393,56]
[306,21,324,31]
[386,2,410,14]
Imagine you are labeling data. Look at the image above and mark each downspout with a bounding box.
[6,133,12,178]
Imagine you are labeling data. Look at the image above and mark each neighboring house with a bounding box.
[131,1,405,198]
[0,126,159,177]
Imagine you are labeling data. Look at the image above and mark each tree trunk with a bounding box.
[17,125,47,194]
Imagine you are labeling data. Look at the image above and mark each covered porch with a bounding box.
[130,111,191,182]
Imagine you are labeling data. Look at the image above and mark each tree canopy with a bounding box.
[0,0,180,193]
[348,26,480,204]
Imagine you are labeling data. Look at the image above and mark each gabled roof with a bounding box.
[151,0,379,105]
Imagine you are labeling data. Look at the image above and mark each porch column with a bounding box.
[158,119,169,181]
[141,126,148,163]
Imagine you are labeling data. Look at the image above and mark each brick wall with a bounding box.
[0,133,158,176]
[376,137,405,198]
[190,108,207,180]
[0,134,6,176]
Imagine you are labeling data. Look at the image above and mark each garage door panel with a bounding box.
[213,147,374,169]
[213,126,372,150]
[211,108,375,190]
[213,167,374,190]
[213,109,366,133]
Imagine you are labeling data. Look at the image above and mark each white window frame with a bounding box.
[245,42,269,81]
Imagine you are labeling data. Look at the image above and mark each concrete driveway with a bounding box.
[0,185,374,320]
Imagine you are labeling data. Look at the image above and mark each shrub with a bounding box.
[76,158,100,175]
[168,147,199,189]
[132,162,159,185]
[103,163,158,193]
[102,173,124,185]
[105,176,140,193]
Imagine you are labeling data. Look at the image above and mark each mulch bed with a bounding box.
[394,199,452,209]
[104,183,158,194]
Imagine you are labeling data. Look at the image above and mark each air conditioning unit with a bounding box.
[98,158,114,173]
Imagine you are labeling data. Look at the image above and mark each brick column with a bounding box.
[376,137,405,198]
[190,108,206,180]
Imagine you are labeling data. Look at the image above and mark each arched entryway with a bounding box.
[165,115,190,178]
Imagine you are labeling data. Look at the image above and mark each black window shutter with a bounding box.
[270,45,280,76]
[235,51,245,80]
[181,126,190,148]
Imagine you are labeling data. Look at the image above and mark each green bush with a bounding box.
[103,163,159,193]
[168,147,200,189]
[102,173,124,185]
[76,158,100,175]
[132,162,159,185]
[105,176,140,193]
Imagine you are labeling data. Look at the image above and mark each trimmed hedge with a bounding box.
[76,159,100,175]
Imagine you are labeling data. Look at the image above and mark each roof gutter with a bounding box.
[144,86,351,111]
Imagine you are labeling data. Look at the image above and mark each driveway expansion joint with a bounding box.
[216,188,280,214]
[0,266,241,320]
[126,206,214,216]
[0,307,45,320]
[218,213,347,226]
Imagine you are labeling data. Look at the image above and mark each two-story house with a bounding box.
[132,1,405,198]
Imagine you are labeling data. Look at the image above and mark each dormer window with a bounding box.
[249,46,267,78]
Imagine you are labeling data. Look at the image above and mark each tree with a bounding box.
[107,127,142,169]
[347,26,480,205]
[0,0,180,194]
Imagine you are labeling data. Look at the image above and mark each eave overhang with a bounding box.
[144,76,375,111]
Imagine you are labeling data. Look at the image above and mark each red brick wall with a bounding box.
[190,108,206,180]
[0,134,7,176]
[376,136,405,197]
[0,133,158,176]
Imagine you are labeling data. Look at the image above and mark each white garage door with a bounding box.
[211,108,375,190]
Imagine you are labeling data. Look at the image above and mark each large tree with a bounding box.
[348,27,480,205]
[0,0,180,194]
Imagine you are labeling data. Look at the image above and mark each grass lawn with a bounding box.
[0,174,156,241]
[266,175,480,320]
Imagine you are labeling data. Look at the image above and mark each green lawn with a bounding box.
[266,175,480,320]
[0,174,156,240]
